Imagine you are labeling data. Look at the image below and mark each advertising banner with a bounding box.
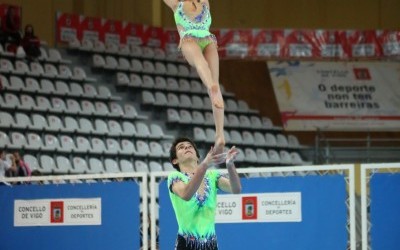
[78,16,102,42]
[215,192,301,223]
[0,182,140,250]
[282,30,319,58]
[163,29,180,54]
[376,30,400,56]
[101,19,122,45]
[251,29,284,57]
[121,22,145,45]
[143,26,165,48]
[314,30,348,58]
[56,12,79,43]
[217,29,253,58]
[56,11,400,60]
[268,61,400,131]
[346,30,381,58]
[14,198,102,227]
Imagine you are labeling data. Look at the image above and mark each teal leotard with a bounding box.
[174,1,217,50]
[168,170,222,249]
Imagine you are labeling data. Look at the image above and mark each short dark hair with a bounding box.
[169,137,200,171]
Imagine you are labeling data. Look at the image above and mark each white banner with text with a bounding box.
[14,198,101,227]
[268,61,400,131]
[215,192,302,223]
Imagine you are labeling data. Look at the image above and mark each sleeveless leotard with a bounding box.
[168,170,222,249]
[174,1,217,50]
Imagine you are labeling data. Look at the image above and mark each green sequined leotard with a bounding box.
[168,170,222,249]
[174,1,217,50]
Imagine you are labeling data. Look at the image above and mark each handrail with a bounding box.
[315,133,400,164]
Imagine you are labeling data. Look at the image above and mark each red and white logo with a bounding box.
[242,196,257,220]
[353,68,371,80]
[50,201,64,223]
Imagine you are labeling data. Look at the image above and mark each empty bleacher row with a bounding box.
[0,111,171,140]
[141,90,250,113]
[0,129,172,157]
[0,44,70,65]
[1,127,175,175]
[167,109,278,131]
[115,71,223,93]
[93,54,197,78]
[0,91,143,120]
[193,127,301,149]
[0,57,94,83]
[193,127,310,166]
[23,153,174,175]
[1,75,119,102]
[69,39,182,63]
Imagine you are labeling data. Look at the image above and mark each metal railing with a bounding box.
[314,133,400,164]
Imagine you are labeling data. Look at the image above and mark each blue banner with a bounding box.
[0,181,140,250]
[370,173,400,250]
[159,175,347,250]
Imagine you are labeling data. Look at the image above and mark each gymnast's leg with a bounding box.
[181,41,224,109]
[202,42,225,154]
[180,41,225,154]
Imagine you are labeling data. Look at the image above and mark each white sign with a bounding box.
[60,27,77,42]
[268,61,400,131]
[83,31,98,42]
[14,198,101,227]
[215,192,302,223]
[215,195,242,223]
[105,33,120,46]
[257,44,281,57]
[258,192,302,222]
[126,36,142,46]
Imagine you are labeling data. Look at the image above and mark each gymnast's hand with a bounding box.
[225,146,239,167]
[201,146,226,168]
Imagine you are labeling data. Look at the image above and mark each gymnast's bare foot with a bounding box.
[210,85,224,109]
[213,135,225,155]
